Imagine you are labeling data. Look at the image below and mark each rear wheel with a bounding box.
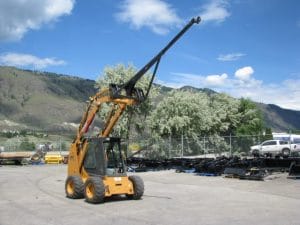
[127,175,144,200]
[84,177,105,204]
[282,148,290,158]
[65,175,84,199]
[252,150,260,157]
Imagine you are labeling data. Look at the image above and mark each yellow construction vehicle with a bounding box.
[65,17,201,203]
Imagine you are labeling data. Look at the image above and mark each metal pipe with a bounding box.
[123,16,201,94]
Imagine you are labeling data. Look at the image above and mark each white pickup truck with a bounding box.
[250,140,300,157]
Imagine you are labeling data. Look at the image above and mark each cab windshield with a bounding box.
[105,139,125,176]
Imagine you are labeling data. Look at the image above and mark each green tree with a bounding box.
[96,64,160,138]
[20,130,27,136]
[209,93,241,135]
[61,142,67,151]
[235,98,263,135]
[149,92,264,156]
[262,127,273,141]
[233,98,264,154]
[149,91,243,138]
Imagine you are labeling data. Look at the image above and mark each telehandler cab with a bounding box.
[65,17,201,203]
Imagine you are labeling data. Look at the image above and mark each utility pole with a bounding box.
[181,131,184,157]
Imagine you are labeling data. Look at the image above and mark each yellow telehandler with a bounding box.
[65,17,201,203]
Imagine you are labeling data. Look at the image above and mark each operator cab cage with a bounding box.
[83,137,126,177]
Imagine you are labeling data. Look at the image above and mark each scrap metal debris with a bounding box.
[127,156,300,181]
[288,161,300,179]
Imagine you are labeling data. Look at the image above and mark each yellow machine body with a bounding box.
[67,136,135,197]
[65,17,200,203]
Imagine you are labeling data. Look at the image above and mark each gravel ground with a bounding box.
[0,165,300,225]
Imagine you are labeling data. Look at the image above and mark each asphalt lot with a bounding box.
[0,165,300,225]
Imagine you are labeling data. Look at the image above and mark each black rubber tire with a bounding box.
[128,175,144,200]
[31,153,41,163]
[282,148,290,158]
[65,175,84,199]
[84,177,105,204]
[252,150,260,157]
[14,160,21,165]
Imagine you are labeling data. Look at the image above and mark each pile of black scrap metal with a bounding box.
[126,157,205,172]
[126,157,164,172]
[195,156,300,180]
[126,156,300,180]
[232,168,268,181]
[288,161,300,179]
[194,157,227,176]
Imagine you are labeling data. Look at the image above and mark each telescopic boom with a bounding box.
[111,16,201,101]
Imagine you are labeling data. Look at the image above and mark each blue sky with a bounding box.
[0,0,300,110]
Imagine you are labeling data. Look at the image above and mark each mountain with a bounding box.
[0,66,97,131]
[0,66,299,132]
[257,103,300,132]
[179,86,216,95]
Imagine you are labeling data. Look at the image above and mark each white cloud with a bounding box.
[169,72,204,87]
[0,0,75,42]
[159,69,300,110]
[283,79,300,91]
[156,79,183,89]
[217,53,245,61]
[235,66,254,80]
[0,53,66,69]
[169,72,229,88]
[181,53,208,64]
[115,0,182,35]
[200,0,230,24]
[233,77,262,89]
[205,73,227,86]
[229,80,300,110]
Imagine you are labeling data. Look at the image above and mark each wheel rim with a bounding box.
[67,180,74,195]
[86,183,95,199]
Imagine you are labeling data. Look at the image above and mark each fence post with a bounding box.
[203,136,206,156]
[289,129,292,150]
[145,138,148,159]
[229,133,232,156]
[59,137,61,154]
[169,135,171,158]
[181,132,184,157]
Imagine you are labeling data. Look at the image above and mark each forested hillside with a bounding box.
[0,66,299,133]
[0,66,97,131]
[258,103,300,131]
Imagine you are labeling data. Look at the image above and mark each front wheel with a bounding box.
[252,150,260,157]
[84,177,105,204]
[65,175,84,199]
[127,175,144,200]
[282,148,290,158]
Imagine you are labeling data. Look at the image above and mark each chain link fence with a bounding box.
[0,139,71,153]
[1,131,300,159]
[127,134,264,159]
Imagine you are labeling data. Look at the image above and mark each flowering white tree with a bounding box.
[149,90,212,138]
[148,90,263,155]
[96,64,160,138]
